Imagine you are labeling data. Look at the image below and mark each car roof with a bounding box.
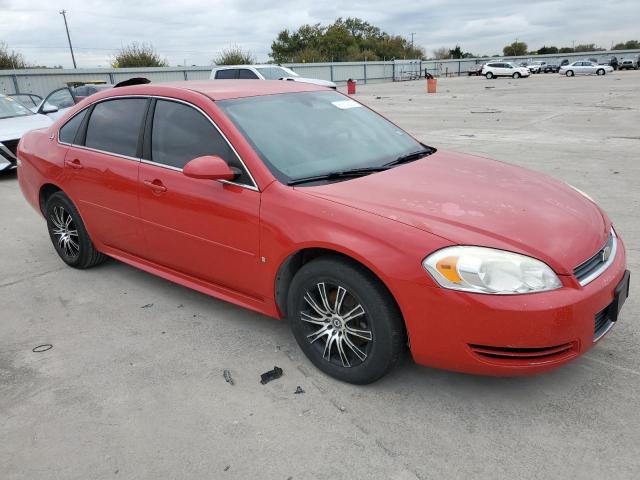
[212,64,289,69]
[88,79,327,102]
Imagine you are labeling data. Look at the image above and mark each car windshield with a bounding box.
[255,66,298,79]
[0,95,33,119]
[218,91,425,184]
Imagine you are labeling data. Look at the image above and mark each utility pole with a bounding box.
[410,32,415,51]
[59,10,77,69]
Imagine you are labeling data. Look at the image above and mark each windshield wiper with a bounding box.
[383,147,435,167]
[287,166,389,186]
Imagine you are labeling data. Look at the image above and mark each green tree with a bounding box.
[269,17,424,63]
[0,41,27,69]
[112,42,167,68]
[213,45,256,65]
[449,45,463,59]
[613,40,640,50]
[503,41,528,56]
[558,47,574,53]
[573,43,604,52]
[537,45,558,55]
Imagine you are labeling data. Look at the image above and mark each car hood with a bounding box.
[0,113,52,141]
[284,77,337,88]
[298,150,609,274]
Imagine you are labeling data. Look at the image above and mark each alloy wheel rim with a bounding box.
[299,282,373,368]
[50,205,80,259]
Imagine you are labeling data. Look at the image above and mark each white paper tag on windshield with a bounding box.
[332,100,362,109]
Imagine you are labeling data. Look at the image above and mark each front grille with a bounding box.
[574,232,615,284]
[0,139,19,163]
[469,342,577,365]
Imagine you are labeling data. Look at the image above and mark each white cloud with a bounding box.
[1,0,638,67]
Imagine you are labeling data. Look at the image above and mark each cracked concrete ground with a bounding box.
[1,72,639,479]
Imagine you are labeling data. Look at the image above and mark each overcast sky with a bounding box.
[1,0,638,68]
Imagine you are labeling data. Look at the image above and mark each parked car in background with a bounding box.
[0,94,52,172]
[543,64,560,73]
[18,80,629,383]
[7,93,43,109]
[560,59,570,68]
[211,64,337,89]
[467,64,484,76]
[36,78,150,120]
[527,61,546,73]
[559,61,613,76]
[482,62,531,79]
[618,58,639,70]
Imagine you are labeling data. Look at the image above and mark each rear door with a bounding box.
[61,97,149,256]
[238,68,259,79]
[137,98,262,297]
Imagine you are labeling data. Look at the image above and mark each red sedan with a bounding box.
[17,80,629,384]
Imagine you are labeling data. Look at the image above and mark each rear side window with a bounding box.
[215,69,238,79]
[150,100,251,184]
[238,69,259,79]
[85,98,147,157]
[59,109,87,144]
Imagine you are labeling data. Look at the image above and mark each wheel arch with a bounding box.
[39,183,63,215]
[274,246,403,324]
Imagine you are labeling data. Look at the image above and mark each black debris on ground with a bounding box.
[294,386,305,395]
[260,366,283,385]
[223,370,234,385]
[141,303,153,308]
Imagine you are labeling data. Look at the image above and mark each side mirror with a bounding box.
[41,103,59,114]
[183,155,238,181]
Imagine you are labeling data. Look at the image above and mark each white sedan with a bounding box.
[0,94,53,172]
[559,61,614,76]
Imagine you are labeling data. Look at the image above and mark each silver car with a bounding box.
[0,94,52,172]
[559,61,614,76]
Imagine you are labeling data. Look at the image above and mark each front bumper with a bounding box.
[397,237,628,375]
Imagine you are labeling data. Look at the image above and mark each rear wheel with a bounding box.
[485,72,494,79]
[288,257,405,384]
[597,68,605,75]
[566,70,574,77]
[45,192,106,269]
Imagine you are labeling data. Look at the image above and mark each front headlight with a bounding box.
[422,246,562,294]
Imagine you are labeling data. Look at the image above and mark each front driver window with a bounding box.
[45,88,75,110]
[150,99,252,185]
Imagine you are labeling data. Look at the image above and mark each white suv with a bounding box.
[481,62,531,79]
[210,64,337,89]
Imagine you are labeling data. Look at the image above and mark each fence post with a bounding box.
[183,70,188,80]
[392,62,395,82]
[108,72,115,84]
[458,61,461,76]
[364,63,367,84]
[330,64,334,82]
[11,74,20,94]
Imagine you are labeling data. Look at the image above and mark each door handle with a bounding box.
[64,159,83,170]
[143,179,167,193]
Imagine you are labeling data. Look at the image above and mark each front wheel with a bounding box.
[485,72,494,79]
[512,72,521,79]
[566,70,574,77]
[288,257,405,384]
[45,192,107,269]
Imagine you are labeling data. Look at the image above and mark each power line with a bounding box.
[59,10,77,68]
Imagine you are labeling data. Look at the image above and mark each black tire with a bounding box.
[597,68,605,76]
[485,72,494,79]
[287,257,405,384]
[512,72,521,79]
[566,70,574,77]
[45,191,106,269]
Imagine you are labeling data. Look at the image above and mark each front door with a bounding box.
[137,98,262,298]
